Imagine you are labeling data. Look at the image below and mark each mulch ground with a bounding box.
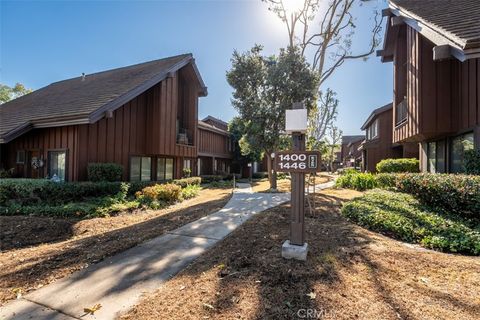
[251,174,331,193]
[0,187,232,305]
[122,188,480,320]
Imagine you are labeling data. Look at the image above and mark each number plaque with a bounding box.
[274,151,321,173]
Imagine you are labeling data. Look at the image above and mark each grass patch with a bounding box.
[342,189,480,255]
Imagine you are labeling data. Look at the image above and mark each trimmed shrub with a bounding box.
[172,177,202,188]
[136,183,182,205]
[393,173,480,220]
[181,184,202,199]
[338,167,359,175]
[200,175,225,184]
[0,179,124,206]
[252,172,268,179]
[87,163,123,182]
[0,168,15,178]
[376,158,419,173]
[342,189,480,255]
[375,173,398,190]
[465,149,480,175]
[336,172,377,191]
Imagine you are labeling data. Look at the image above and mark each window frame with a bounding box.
[16,150,26,164]
[449,131,474,173]
[47,149,68,181]
[156,157,175,181]
[130,156,152,182]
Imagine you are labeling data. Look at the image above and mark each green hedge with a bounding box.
[465,150,480,175]
[376,158,419,173]
[200,175,226,184]
[342,190,480,255]
[172,177,202,188]
[336,172,377,191]
[87,163,123,181]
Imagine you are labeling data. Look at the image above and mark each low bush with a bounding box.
[465,149,480,175]
[0,168,15,178]
[338,167,359,176]
[376,158,419,173]
[252,172,268,179]
[0,179,124,205]
[181,184,202,200]
[342,189,480,255]
[135,183,182,208]
[336,172,377,191]
[87,163,123,182]
[200,175,226,184]
[172,177,202,188]
[375,173,398,190]
[393,173,480,220]
[207,180,233,188]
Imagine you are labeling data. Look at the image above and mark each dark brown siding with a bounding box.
[363,109,404,172]
[4,64,201,181]
[393,25,480,144]
[198,127,232,159]
[5,126,79,180]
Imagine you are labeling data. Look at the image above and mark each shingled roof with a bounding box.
[380,0,480,62]
[361,103,392,130]
[0,53,207,143]
[391,0,480,50]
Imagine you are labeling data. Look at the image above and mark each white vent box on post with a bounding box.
[285,108,308,133]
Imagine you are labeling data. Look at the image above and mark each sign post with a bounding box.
[276,102,321,261]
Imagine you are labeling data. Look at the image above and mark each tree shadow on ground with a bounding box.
[0,194,230,303]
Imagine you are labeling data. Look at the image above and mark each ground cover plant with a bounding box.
[342,189,480,255]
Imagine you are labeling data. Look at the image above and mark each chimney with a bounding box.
[81,73,86,81]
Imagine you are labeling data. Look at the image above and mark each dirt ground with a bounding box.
[0,187,232,304]
[122,188,480,320]
[251,174,332,193]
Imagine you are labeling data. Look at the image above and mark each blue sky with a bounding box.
[0,0,392,135]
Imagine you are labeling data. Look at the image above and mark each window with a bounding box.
[450,132,474,173]
[395,99,408,126]
[165,158,174,180]
[183,159,191,170]
[130,156,151,181]
[156,158,174,180]
[427,141,437,173]
[48,151,66,181]
[16,150,25,164]
[366,119,378,140]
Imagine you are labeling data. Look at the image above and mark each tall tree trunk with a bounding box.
[266,152,277,190]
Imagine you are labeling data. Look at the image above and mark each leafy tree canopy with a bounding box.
[0,82,32,104]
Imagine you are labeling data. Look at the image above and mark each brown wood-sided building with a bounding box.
[340,135,364,169]
[197,116,233,175]
[0,54,209,181]
[378,0,480,173]
[360,103,418,172]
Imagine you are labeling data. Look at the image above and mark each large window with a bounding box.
[157,157,174,180]
[450,132,474,173]
[48,150,66,181]
[130,156,151,181]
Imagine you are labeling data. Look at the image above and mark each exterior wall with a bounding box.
[3,65,201,181]
[197,125,233,175]
[393,25,480,146]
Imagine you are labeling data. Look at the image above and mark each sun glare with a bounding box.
[282,0,305,14]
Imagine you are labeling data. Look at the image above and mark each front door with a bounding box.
[27,150,42,179]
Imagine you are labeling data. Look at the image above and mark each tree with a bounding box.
[228,116,262,172]
[307,88,339,150]
[264,0,384,142]
[227,45,319,189]
[0,83,32,104]
[325,125,342,172]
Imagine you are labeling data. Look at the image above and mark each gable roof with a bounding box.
[202,115,228,131]
[0,54,207,143]
[380,0,480,62]
[198,120,229,136]
[342,135,364,145]
[361,103,392,130]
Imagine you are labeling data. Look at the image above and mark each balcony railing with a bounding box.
[177,127,194,145]
[395,99,408,126]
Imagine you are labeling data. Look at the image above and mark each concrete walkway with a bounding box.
[0,183,290,320]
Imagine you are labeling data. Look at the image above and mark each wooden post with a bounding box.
[290,131,306,245]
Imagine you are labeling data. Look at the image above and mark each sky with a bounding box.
[0,0,392,135]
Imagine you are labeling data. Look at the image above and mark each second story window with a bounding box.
[396,98,408,126]
[367,119,378,140]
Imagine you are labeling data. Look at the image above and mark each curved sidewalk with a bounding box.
[0,183,290,320]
